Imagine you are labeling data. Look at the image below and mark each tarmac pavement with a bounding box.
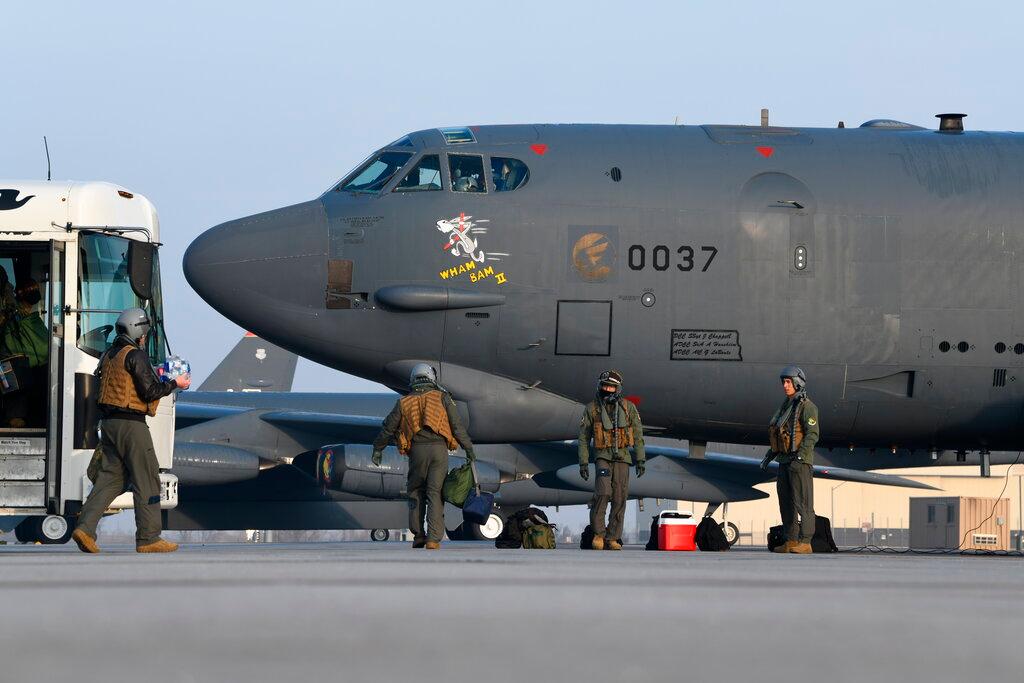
[1,542,1022,682]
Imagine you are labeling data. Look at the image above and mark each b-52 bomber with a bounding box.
[184,114,1024,490]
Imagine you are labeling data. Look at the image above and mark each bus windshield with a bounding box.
[78,232,166,364]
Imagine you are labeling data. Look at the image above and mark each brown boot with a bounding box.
[591,536,605,551]
[772,540,796,554]
[424,541,440,550]
[136,538,178,553]
[72,529,100,554]
[789,542,813,554]
[606,539,623,551]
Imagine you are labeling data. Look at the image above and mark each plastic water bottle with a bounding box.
[159,355,191,382]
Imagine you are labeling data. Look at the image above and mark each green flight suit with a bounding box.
[769,395,819,543]
[372,383,475,543]
[578,399,645,541]
[76,419,163,545]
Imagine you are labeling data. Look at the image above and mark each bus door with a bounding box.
[0,240,56,513]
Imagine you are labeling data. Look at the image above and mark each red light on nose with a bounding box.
[530,143,548,156]
[756,146,774,158]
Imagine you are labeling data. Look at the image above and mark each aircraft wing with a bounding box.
[531,444,939,503]
[175,402,252,429]
[257,411,383,444]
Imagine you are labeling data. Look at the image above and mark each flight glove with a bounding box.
[371,450,383,466]
[579,463,590,481]
[759,452,775,471]
[635,460,646,478]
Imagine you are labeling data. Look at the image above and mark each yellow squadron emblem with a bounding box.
[807,418,817,426]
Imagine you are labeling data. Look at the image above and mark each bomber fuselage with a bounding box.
[185,121,1024,451]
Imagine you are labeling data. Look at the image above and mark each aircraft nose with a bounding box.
[184,199,328,330]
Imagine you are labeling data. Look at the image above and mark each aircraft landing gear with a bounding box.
[15,515,74,544]
[720,522,740,547]
[462,513,505,541]
[370,528,390,542]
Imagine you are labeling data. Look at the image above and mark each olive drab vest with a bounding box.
[769,400,805,455]
[397,389,457,454]
[592,401,636,450]
[97,346,159,417]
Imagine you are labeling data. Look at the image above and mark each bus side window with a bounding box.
[491,157,529,192]
[449,155,486,193]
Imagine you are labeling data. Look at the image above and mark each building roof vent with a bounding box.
[936,113,966,133]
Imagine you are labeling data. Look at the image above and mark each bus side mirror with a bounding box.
[128,241,154,300]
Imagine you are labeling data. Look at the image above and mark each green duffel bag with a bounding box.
[522,523,557,549]
[442,462,474,506]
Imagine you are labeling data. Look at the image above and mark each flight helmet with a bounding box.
[597,369,624,403]
[779,365,806,392]
[115,307,152,341]
[409,363,437,387]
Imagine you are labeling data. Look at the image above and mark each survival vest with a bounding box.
[98,346,159,417]
[592,401,636,450]
[768,400,805,455]
[397,389,458,454]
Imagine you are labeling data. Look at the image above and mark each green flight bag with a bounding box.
[442,462,474,507]
[522,523,557,549]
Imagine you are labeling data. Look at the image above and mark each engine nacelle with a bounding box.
[171,442,261,486]
[314,444,500,499]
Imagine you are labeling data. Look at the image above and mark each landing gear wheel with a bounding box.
[721,521,739,547]
[370,528,390,542]
[463,513,505,541]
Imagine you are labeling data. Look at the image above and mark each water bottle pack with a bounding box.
[157,354,191,382]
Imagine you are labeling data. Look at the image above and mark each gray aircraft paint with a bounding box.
[185,119,1024,453]
[197,334,298,392]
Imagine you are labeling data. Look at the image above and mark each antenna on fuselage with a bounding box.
[760,108,769,128]
[43,136,51,181]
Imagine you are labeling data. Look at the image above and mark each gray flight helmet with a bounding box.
[408,363,437,387]
[779,365,806,391]
[116,307,152,341]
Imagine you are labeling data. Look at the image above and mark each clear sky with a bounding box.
[4,0,1022,390]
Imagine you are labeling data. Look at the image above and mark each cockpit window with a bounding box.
[336,151,413,194]
[491,157,530,192]
[393,155,442,192]
[449,154,486,193]
[388,135,414,147]
[439,127,476,145]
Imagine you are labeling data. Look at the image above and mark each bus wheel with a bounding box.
[39,515,73,544]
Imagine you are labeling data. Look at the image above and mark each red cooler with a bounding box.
[656,511,698,551]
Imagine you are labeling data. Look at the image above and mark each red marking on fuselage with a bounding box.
[624,395,642,406]
[443,212,469,250]
[244,331,257,338]
[530,143,548,156]
[756,146,774,158]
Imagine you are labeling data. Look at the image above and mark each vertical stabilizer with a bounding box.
[198,333,298,392]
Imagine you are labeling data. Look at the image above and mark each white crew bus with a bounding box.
[0,180,177,544]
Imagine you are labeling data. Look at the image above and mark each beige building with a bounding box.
[670,464,1024,548]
